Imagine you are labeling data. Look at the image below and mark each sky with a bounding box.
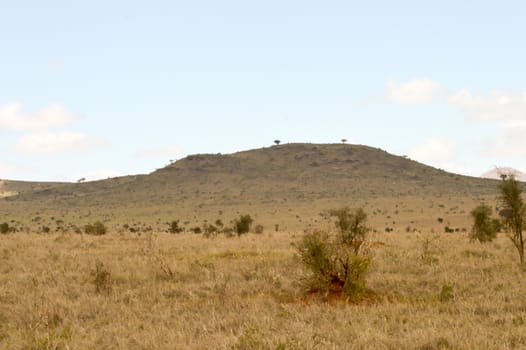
[1,0,526,182]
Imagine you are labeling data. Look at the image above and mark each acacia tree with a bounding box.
[274,140,280,146]
[498,175,525,264]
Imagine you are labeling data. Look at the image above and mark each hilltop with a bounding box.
[0,143,500,231]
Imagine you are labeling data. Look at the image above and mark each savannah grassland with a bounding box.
[1,145,524,349]
[1,195,526,350]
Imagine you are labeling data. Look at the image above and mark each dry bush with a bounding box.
[0,222,9,234]
[84,221,107,235]
[297,207,371,301]
[234,214,253,236]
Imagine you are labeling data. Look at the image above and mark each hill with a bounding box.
[0,143,500,231]
[0,179,70,198]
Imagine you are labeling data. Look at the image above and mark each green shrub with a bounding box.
[84,221,107,235]
[470,204,499,243]
[298,230,331,287]
[297,207,371,301]
[234,214,253,236]
[298,230,370,300]
[341,254,370,300]
[0,222,9,234]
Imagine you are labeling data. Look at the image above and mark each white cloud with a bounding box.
[386,78,444,105]
[14,131,107,154]
[482,125,526,158]
[438,162,475,177]
[0,162,36,178]
[134,145,183,159]
[448,89,526,122]
[48,59,65,72]
[0,102,77,130]
[408,138,456,163]
[0,162,19,176]
[407,138,473,175]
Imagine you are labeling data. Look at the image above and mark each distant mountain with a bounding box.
[0,143,500,229]
[480,167,526,182]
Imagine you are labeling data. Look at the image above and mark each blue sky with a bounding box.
[1,0,526,181]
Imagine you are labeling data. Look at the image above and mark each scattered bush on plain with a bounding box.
[470,203,499,243]
[0,222,9,234]
[168,220,184,234]
[234,214,253,236]
[254,224,264,234]
[84,221,107,235]
[297,207,371,301]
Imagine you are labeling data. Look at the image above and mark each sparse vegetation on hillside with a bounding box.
[0,144,501,231]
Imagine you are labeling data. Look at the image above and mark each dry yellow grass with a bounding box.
[1,228,525,349]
